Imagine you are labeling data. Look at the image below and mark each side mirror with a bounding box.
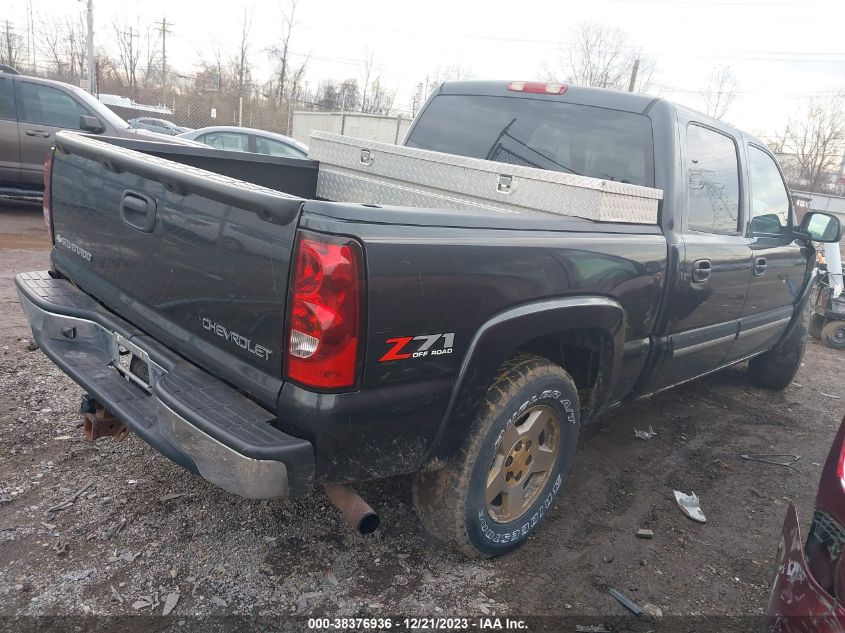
[798,211,842,243]
[79,115,105,134]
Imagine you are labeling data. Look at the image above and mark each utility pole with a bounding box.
[123,26,139,93]
[411,82,423,116]
[628,58,640,93]
[156,17,172,87]
[86,0,96,95]
[26,1,34,73]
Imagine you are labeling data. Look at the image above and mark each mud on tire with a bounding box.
[412,354,579,557]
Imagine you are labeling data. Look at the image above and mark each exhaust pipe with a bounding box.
[324,483,380,535]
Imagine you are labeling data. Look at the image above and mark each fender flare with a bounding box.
[421,296,627,469]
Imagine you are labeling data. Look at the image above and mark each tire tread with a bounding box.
[413,353,577,557]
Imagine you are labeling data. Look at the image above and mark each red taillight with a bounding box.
[43,150,54,242]
[508,81,567,95]
[286,232,362,390]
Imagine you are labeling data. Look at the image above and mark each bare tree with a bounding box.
[35,15,88,82]
[425,64,474,94]
[113,21,143,93]
[338,78,360,111]
[197,41,225,91]
[365,77,395,115]
[95,47,122,91]
[287,56,309,105]
[702,65,737,120]
[778,92,845,193]
[360,48,375,113]
[267,0,298,104]
[65,17,88,82]
[0,20,23,69]
[545,22,656,92]
[141,28,162,87]
[38,16,68,78]
[315,79,340,110]
[315,78,360,111]
[232,9,253,98]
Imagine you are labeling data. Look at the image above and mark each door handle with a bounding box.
[120,191,157,233]
[753,256,767,277]
[25,129,51,138]
[692,259,711,283]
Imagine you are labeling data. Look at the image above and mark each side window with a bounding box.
[201,132,249,152]
[18,82,89,128]
[686,124,741,234]
[0,76,15,121]
[254,136,305,158]
[747,145,790,234]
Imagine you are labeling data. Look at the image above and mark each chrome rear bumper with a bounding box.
[16,271,313,499]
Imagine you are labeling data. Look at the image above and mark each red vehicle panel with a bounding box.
[768,414,845,632]
[768,504,845,632]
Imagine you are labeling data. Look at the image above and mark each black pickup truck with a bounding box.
[16,80,841,557]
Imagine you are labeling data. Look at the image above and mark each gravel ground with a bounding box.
[1,204,843,625]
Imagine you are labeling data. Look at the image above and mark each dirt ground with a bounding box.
[1,203,843,625]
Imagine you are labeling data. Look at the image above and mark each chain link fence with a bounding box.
[102,88,291,134]
[99,87,411,145]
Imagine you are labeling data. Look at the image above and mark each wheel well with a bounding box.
[518,328,612,423]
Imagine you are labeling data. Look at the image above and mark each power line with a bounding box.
[300,21,845,60]
[156,17,172,86]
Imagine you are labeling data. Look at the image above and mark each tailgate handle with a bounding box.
[120,191,157,233]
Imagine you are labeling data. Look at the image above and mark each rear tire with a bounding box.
[821,321,845,350]
[809,314,824,340]
[747,309,809,390]
[412,354,579,557]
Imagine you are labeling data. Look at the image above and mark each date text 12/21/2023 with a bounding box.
[307,617,530,630]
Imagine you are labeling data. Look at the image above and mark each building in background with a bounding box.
[291,111,411,145]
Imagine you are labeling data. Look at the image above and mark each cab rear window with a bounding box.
[406,94,654,187]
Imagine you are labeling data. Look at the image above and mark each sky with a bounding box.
[6,0,845,137]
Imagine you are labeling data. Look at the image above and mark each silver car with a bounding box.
[128,117,192,136]
[178,126,309,159]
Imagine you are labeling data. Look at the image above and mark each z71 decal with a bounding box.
[379,333,455,362]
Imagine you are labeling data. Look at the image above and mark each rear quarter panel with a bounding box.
[349,223,666,391]
[293,209,666,479]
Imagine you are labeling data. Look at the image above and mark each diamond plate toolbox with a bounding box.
[309,131,662,224]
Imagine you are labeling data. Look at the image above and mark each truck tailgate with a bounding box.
[48,132,304,407]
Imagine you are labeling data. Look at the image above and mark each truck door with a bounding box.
[0,74,20,184]
[15,79,91,185]
[652,122,751,391]
[727,143,810,360]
